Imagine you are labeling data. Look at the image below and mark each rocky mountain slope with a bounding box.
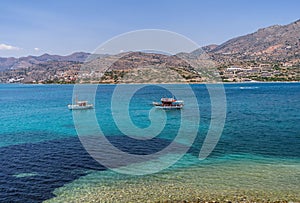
[207,19,300,64]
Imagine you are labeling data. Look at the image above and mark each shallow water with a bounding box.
[46,155,300,202]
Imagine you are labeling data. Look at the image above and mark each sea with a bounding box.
[0,82,299,202]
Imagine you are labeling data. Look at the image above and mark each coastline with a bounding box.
[1,81,300,85]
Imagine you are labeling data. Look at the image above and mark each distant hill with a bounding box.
[81,51,202,83]
[0,57,17,71]
[0,52,90,71]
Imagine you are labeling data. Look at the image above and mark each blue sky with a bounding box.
[0,0,299,57]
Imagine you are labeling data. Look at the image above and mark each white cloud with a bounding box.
[0,43,21,51]
[34,47,40,51]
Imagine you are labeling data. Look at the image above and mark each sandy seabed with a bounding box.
[45,157,300,203]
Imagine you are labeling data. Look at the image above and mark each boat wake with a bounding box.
[239,86,259,90]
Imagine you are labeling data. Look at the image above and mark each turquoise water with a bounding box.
[0,83,299,202]
[0,84,76,146]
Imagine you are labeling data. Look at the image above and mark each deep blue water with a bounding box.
[0,83,299,202]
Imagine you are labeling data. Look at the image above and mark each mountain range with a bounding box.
[1,19,300,72]
[0,19,299,83]
[0,52,90,71]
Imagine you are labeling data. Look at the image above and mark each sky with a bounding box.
[0,0,299,57]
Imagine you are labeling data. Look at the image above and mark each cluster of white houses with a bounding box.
[220,63,294,82]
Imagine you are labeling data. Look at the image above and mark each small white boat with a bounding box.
[68,101,93,110]
[153,97,184,109]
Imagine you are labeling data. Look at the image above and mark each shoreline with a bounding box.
[1,81,300,85]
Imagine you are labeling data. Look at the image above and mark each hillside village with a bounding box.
[219,62,299,82]
[1,58,298,84]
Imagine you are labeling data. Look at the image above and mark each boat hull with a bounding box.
[154,105,183,109]
[68,104,93,110]
[152,99,184,110]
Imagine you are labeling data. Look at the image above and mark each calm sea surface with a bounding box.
[0,83,299,202]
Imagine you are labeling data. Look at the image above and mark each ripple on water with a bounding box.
[12,172,39,178]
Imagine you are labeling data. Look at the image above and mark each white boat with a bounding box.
[153,97,184,109]
[68,101,93,110]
